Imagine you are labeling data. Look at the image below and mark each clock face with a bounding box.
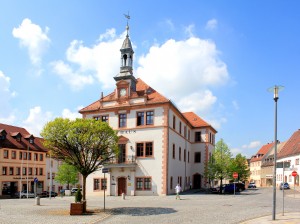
[120,88,126,96]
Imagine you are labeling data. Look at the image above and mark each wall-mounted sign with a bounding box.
[118,130,136,134]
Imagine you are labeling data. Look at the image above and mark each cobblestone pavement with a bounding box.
[0,188,300,224]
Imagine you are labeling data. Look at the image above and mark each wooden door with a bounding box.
[118,177,126,196]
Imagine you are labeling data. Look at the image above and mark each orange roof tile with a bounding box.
[250,142,275,162]
[0,123,47,152]
[182,112,216,132]
[79,78,169,113]
[278,130,300,159]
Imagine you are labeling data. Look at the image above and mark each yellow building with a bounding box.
[0,123,48,197]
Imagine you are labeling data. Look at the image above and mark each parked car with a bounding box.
[235,183,245,192]
[71,188,81,195]
[38,191,58,197]
[222,184,239,194]
[248,182,256,188]
[15,190,35,198]
[280,182,290,190]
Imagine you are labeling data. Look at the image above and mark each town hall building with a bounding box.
[79,22,217,196]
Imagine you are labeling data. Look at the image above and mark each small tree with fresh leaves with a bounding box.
[206,139,232,193]
[229,153,250,182]
[41,118,119,209]
[55,162,79,190]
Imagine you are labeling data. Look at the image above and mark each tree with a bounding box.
[41,118,119,206]
[55,162,79,190]
[229,153,250,182]
[206,139,232,193]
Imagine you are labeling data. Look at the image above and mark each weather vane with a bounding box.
[124,12,130,25]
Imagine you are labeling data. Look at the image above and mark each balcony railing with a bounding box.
[104,155,136,167]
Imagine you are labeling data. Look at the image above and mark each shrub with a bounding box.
[75,189,82,203]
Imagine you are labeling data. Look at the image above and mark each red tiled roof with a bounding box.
[79,78,169,113]
[278,130,300,159]
[182,112,216,132]
[250,142,275,162]
[0,123,48,152]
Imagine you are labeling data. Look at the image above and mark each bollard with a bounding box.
[122,193,125,200]
[36,196,40,205]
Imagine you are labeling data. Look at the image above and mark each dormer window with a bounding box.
[11,132,22,142]
[24,134,35,144]
[0,129,7,140]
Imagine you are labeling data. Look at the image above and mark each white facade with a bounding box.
[81,23,216,196]
[277,155,300,187]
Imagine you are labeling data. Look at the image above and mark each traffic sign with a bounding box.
[102,168,109,173]
[292,171,298,177]
[233,172,238,179]
[34,177,38,183]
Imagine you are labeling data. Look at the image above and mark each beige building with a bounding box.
[80,23,217,196]
[0,123,48,197]
[249,142,274,187]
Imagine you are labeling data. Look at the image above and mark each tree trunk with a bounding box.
[220,177,223,194]
[82,175,87,201]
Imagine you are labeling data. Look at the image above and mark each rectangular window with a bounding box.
[170,176,173,190]
[188,130,190,141]
[179,147,181,161]
[9,167,14,175]
[39,154,43,161]
[102,115,109,122]
[28,152,31,160]
[34,153,38,161]
[184,149,186,162]
[39,168,43,175]
[35,168,38,175]
[146,111,154,125]
[3,150,8,159]
[16,167,20,175]
[172,144,175,159]
[19,152,22,160]
[94,179,100,190]
[296,158,299,165]
[23,152,27,160]
[136,177,151,191]
[184,126,187,138]
[28,167,32,175]
[137,112,144,126]
[119,114,127,128]
[12,151,16,159]
[195,152,201,163]
[101,178,107,190]
[145,142,153,157]
[173,116,176,129]
[136,142,153,157]
[136,143,144,157]
[188,151,190,163]
[195,132,201,142]
[2,167,7,175]
[22,167,26,175]
[179,122,182,134]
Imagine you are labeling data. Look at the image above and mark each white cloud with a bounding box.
[51,60,94,90]
[62,107,83,120]
[12,18,50,65]
[0,71,17,120]
[242,141,261,149]
[184,24,195,37]
[51,28,124,90]
[136,36,229,125]
[205,19,218,30]
[208,117,227,130]
[22,106,53,136]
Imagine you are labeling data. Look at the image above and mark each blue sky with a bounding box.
[1,0,299,158]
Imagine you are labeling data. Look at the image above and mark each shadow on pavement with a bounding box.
[111,207,176,216]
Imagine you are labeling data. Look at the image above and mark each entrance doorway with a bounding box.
[118,177,126,196]
[193,174,201,189]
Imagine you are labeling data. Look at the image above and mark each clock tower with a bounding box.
[114,17,136,98]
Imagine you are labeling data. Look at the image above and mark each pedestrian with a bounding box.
[175,183,182,200]
[189,181,192,190]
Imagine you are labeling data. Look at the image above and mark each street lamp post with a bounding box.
[269,85,284,221]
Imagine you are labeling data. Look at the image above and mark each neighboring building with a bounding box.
[261,141,286,187]
[0,123,48,196]
[276,129,300,187]
[80,23,217,196]
[249,142,274,187]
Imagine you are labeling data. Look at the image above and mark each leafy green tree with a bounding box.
[229,153,250,182]
[55,162,79,190]
[206,139,232,193]
[41,118,119,206]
